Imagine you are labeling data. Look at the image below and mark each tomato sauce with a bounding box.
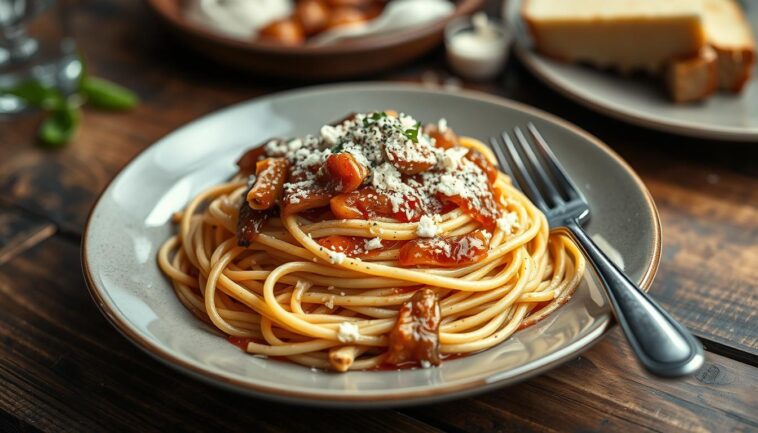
[398,230,491,267]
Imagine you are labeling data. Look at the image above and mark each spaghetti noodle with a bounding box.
[158,111,586,372]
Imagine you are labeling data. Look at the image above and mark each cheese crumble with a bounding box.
[329,251,347,265]
[337,322,361,343]
[266,112,499,228]
[496,212,519,234]
[416,215,439,238]
[364,237,383,250]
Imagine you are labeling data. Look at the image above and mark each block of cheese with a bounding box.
[702,0,756,92]
[665,46,717,103]
[522,0,707,73]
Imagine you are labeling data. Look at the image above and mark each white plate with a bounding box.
[506,0,758,142]
[82,83,661,407]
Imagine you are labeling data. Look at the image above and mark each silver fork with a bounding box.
[490,123,704,377]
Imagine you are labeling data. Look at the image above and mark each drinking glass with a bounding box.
[0,0,81,114]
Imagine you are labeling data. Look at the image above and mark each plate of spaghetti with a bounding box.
[83,83,661,407]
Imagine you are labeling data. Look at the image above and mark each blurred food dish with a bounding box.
[186,0,453,46]
[147,0,483,79]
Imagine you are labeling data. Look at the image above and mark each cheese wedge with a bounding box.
[522,0,707,73]
[665,46,718,103]
[702,0,756,92]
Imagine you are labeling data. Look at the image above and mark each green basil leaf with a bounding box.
[1,80,65,109]
[81,77,139,110]
[38,105,80,148]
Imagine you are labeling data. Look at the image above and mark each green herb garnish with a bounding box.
[403,121,421,142]
[0,55,139,148]
[362,111,387,127]
[331,142,344,154]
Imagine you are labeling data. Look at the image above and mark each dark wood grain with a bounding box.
[405,330,758,433]
[0,203,55,266]
[0,236,441,433]
[636,155,758,362]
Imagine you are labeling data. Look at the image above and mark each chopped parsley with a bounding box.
[403,122,421,142]
[331,142,344,154]
[362,111,387,127]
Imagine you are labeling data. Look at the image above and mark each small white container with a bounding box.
[445,13,512,81]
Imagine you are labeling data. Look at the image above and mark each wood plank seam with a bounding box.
[0,204,57,267]
[699,335,757,367]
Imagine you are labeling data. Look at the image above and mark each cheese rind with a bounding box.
[665,46,718,103]
[702,0,756,92]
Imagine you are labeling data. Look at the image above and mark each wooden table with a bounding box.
[1,1,756,432]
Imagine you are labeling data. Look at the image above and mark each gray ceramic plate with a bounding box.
[82,83,661,408]
[505,0,758,142]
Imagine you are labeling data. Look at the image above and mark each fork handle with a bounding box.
[565,221,704,377]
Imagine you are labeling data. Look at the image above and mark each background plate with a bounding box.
[83,83,661,408]
[506,0,758,142]
[145,0,482,79]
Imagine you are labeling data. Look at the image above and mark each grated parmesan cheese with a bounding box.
[436,173,468,197]
[267,112,498,232]
[496,212,519,234]
[416,215,439,238]
[294,280,312,301]
[437,118,448,132]
[329,251,347,265]
[364,237,383,250]
[320,125,341,145]
[337,322,361,343]
[440,147,468,171]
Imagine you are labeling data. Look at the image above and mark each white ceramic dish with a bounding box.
[505,0,758,142]
[82,83,661,407]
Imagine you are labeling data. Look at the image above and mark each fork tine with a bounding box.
[527,123,581,199]
[501,131,549,210]
[514,126,564,206]
[489,136,524,192]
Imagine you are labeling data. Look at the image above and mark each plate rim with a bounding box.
[81,82,662,407]
[507,1,758,142]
